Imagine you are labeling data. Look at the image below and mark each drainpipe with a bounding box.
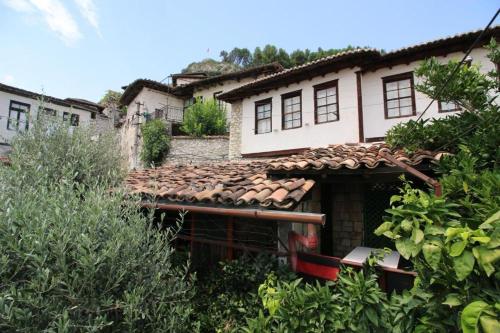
[380,152,442,197]
[288,223,319,271]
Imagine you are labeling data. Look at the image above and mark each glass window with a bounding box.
[70,113,80,126]
[282,91,302,129]
[383,73,415,119]
[315,81,339,123]
[439,101,461,113]
[255,99,272,134]
[8,100,30,131]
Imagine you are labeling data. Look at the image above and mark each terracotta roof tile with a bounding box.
[125,161,315,209]
[267,144,447,172]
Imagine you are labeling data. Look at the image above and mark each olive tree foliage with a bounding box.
[0,115,197,332]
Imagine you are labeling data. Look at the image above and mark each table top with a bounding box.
[341,246,400,269]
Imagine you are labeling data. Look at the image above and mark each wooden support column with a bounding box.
[190,214,195,257]
[356,71,365,143]
[227,217,234,260]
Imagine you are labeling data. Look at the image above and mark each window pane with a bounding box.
[326,88,336,96]
[292,96,300,104]
[400,97,412,107]
[386,90,398,100]
[327,112,338,121]
[400,106,413,116]
[285,114,292,121]
[292,112,300,120]
[388,108,399,118]
[19,112,27,131]
[317,114,327,123]
[264,110,271,118]
[399,79,411,89]
[317,106,327,115]
[292,103,300,112]
[285,98,292,106]
[317,97,326,106]
[386,81,398,91]
[327,104,337,113]
[292,119,301,127]
[399,87,411,98]
[326,96,336,105]
[387,100,399,109]
[317,89,326,98]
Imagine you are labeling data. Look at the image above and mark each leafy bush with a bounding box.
[140,119,170,166]
[0,117,196,332]
[181,98,227,137]
[194,254,294,332]
[243,262,392,333]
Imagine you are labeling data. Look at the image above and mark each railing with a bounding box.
[156,105,184,123]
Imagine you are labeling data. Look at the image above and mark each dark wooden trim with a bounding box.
[313,79,339,125]
[356,71,364,142]
[382,71,416,119]
[254,97,272,135]
[8,100,30,131]
[241,147,310,158]
[281,90,302,130]
[365,136,385,143]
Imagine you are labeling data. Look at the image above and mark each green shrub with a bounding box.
[194,254,295,332]
[0,117,196,332]
[140,119,170,166]
[181,98,227,137]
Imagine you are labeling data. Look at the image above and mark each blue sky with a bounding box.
[0,0,498,102]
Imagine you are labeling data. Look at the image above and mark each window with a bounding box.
[281,91,302,130]
[38,106,57,118]
[154,108,164,119]
[314,80,339,124]
[8,100,30,131]
[255,98,272,134]
[438,101,461,113]
[91,112,96,119]
[63,112,70,122]
[382,72,416,119]
[70,113,80,126]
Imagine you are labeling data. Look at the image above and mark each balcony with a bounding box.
[154,105,184,123]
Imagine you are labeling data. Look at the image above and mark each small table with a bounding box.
[340,246,400,269]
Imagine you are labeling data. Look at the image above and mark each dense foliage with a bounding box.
[0,117,196,332]
[379,41,500,332]
[140,119,170,166]
[99,90,122,108]
[194,254,295,332]
[182,45,368,74]
[181,98,227,137]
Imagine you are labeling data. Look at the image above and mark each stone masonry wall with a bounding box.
[228,101,242,160]
[331,182,364,257]
[164,136,229,164]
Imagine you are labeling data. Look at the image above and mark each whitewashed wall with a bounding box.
[0,91,94,144]
[239,68,360,155]
[361,48,495,140]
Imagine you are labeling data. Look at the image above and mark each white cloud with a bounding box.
[3,0,33,12]
[74,0,101,37]
[30,0,82,45]
[1,74,15,84]
[3,0,82,45]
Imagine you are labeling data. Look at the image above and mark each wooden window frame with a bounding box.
[382,72,416,119]
[255,98,272,135]
[314,79,340,124]
[38,106,57,119]
[438,100,461,113]
[281,90,302,130]
[70,113,80,126]
[7,100,30,131]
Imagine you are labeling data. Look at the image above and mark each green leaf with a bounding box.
[412,228,425,244]
[374,222,393,236]
[422,242,441,269]
[442,293,462,307]
[480,210,500,229]
[479,315,500,333]
[453,250,475,281]
[450,240,467,257]
[425,224,445,235]
[473,246,500,276]
[461,301,489,333]
[396,238,420,260]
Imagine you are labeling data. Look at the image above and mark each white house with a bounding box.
[218,26,499,158]
[0,83,108,155]
[118,63,283,168]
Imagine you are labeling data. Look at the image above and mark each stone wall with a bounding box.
[330,182,364,257]
[164,136,229,164]
[228,101,242,160]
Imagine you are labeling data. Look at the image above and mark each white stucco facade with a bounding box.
[361,47,494,140]
[0,90,95,145]
[240,68,360,155]
[234,47,496,155]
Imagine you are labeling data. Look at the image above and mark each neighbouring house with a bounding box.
[218,26,499,158]
[0,83,111,155]
[118,63,283,169]
[124,26,498,288]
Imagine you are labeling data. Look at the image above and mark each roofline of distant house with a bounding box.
[218,25,500,102]
[119,63,284,106]
[0,83,102,113]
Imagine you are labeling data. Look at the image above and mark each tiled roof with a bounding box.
[267,144,447,171]
[125,161,315,209]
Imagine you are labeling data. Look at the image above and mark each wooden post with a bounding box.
[190,214,195,258]
[227,217,234,260]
